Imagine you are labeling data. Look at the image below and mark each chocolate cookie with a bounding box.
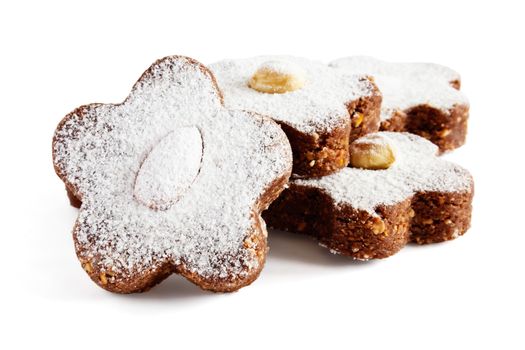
[330,56,469,152]
[264,132,474,260]
[53,56,292,293]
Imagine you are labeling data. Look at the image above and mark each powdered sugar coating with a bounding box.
[210,56,376,134]
[53,56,292,281]
[257,60,306,77]
[294,132,472,215]
[330,56,469,122]
[353,133,391,147]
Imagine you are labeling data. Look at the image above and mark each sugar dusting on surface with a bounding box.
[210,56,376,134]
[53,56,292,279]
[294,132,473,215]
[330,56,469,121]
[258,60,306,77]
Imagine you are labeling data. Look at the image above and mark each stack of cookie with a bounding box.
[210,55,473,260]
[52,55,473,294]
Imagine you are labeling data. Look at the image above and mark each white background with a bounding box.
[1,1,523,349]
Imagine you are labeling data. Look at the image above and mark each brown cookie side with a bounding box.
[406,104,469,153]
[379,81,469,153]
[263,184,335,241]
[330,200,412,259]
[347,77,382,143]
[379,110,407,132]
[263,184,411,259]
[410,183,474,244]
[284,78,381,178]
[280,121,350,178]
[380,104,469,153]
[264,180,474,260]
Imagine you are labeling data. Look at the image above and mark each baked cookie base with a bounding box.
[263,183,474,260]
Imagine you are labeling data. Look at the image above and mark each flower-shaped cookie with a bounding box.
[264,132,474,260]
[210,56,382,178]
[53,56,292,293]
[330,56,470,152]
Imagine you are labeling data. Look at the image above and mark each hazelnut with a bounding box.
[439,129,451,138]
[249,60,306,94]
[82,261,93,273]
[243,236,255,249]
[349,134,396,170]
[372,219,386,234]
[99,272,108,285]
[352,112,364,127]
